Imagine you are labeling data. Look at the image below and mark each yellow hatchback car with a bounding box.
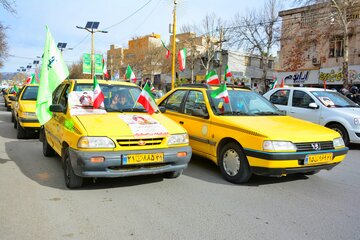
[11,84,40,139]
[41,79,191,188]
[157,84,348,183]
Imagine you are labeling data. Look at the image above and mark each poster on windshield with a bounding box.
[68,91,107,115]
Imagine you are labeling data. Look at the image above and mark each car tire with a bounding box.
[327,123,349,146]
[13,117,17,129]
[17,121,26,139]
[64,148,83,189]
[42,129,55,157]
[163,170,183,179]
[6,105,11,111]
[219,142,251,184]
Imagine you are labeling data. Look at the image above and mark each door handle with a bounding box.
[179,121,184,124]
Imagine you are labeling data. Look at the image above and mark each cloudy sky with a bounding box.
[1,0,293,73]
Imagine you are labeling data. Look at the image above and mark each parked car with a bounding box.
[157,84,348,184]
[4,87,17,111]
[11,84,40,139]
[40,79,192,188]
[263,87,360,146]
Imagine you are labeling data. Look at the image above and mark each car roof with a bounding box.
[69,79,138,87]
[269,86,336,92]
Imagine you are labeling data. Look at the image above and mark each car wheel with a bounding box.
[17,121,26,139]
[163,170,183,179]
[42,129,55,157]
[219,142,251,184]
[64,148,83,189]
[13,117,17,129]
[6,105,11,111]
[328,123,349,146]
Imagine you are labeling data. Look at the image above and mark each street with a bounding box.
[0,98,360,240]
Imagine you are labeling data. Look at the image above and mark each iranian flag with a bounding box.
[136,82,158,115]
[102,58,109,79]
[270,76,278,90]
[125,65,136,83]
[161,39,170,59]
[224,65,232,78]
[211,84,229,103]
[93,75,104,108]
[205,70,220,85]
[178,48,186,71]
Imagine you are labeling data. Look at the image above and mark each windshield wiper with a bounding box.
[333,105,360,108]
[254,111,281,116]
[105,107,123,112]
[122,107,147,112]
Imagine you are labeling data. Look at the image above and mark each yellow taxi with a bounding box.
[41,79,191,188]
[157,84,348,183]
[4,86,18,111]
[11,84,40,139]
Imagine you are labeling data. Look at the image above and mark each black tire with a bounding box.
[11,110,14,122]
[6,105,11,111]
[64,148,83,189]
[42,129,55,157]
[13,117,17,129]
[219,142,251,184]
[163,170,183,179]
[327,123,349,146]
[17,121,26,139]
[303,170,320,175]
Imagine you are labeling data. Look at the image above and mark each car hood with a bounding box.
[219,115,340,142]
[20,101,36,112]
[328,106,360,117]
[75,112,186,137]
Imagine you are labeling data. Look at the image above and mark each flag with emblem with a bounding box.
[270,75,278,90]
[224,65,232,78]
[102,58,109,79]
[161,39,170,59]
[36,25,69,125]
[93,75,104,108]
[136,82,158,115]
[125,65,136,82]
[211,83,229,103]
[205,70,220,85]
[178,48,186,71]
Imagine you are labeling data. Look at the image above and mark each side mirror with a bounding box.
[279,110,287,115]
[49,104,66,113]
[309,102,319,109]
[158,106,166,113]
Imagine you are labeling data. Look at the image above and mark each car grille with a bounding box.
[116,137,164,147]
[295,141,334,152]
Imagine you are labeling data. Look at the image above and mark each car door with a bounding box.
[289,90,321,124]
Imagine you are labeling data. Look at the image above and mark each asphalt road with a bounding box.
[0,97,359,240]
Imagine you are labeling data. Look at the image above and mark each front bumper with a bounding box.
[245,147,348,177]
[68,146,192,178]
[18,117,40,129]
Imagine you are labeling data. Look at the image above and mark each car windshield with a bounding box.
[311,91,359,108]
[21,86,38,100]
[73,83,149,113]
[208,90,283,116]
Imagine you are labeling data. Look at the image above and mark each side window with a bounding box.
[184,91,208,117]
[292,90,314,108]
[52,84,67,104]
[269,90,290,105]
[59,84,70,107]
[159,90,187,113]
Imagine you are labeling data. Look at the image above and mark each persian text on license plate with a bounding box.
[123,153,164,165]
[305,153,333,165]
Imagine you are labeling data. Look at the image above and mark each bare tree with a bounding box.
[294,0,359,87]
[229,0,281,87]
[69,60,88,79]
[0,0,16,70]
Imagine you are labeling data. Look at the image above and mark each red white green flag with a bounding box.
[178,48,186,71]
[93,75,104,108]
[102,58,109,79]
[224,65,232,78]
[205,70,220,85]
[136,82,158,115]
[211,83,229,103]
[125,65,136,83]
[270,75,278,90]
[161,39,170,59]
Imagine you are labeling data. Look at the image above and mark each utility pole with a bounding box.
[171,0,177,90]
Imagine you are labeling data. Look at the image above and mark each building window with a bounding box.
[301,11,315,28]
[245,56,251,66]
[329,36,344,58]
[268,60,274,69]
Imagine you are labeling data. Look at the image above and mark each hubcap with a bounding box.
[223,149,240,176]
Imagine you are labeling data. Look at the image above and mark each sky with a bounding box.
[1,0,293,74]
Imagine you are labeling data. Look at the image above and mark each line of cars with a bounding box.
[3,80,350,188]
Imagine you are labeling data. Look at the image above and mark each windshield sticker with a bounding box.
[68,91,107,115]
[319,97,334,106]
[119,114,169,137]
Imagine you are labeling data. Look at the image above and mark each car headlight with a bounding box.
[23,112,37,117]
[263,140,297,151]
[354,118,360,125]
[167,133,189,145]
[333,137,345,148]
[77,136,115,148]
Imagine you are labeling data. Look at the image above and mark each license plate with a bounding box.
[123,153,164,165]
[305,153,333,165]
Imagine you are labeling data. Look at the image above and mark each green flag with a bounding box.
[36,26,69,125]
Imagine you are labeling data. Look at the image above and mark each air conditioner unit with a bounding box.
[312,57,320,65]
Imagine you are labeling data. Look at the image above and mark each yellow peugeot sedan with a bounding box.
[157,84,348,183]
[4,86,17,111]
[11,84,40,139]
[40,79,191,188]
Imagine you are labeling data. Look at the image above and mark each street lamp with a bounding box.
[171,0,177,90]
[76,21,108,79]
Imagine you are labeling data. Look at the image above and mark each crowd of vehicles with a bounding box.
[1,80,352,188]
